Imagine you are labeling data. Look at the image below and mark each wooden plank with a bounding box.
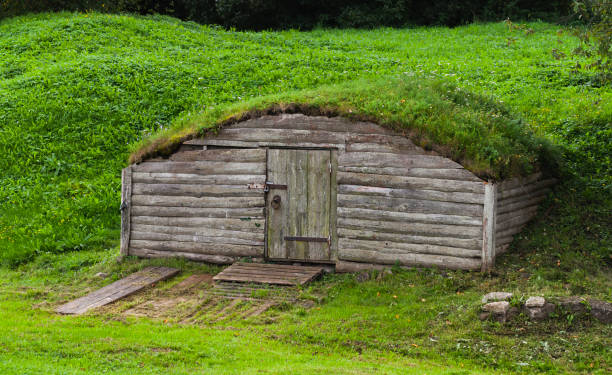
[329,150,338,261]
[338,184,484,204]
[287,150,308,260]
[345,142,418,154]
[130,224,263,241]
[497,172,543,191]
[496,211,539,233]
[304,150,331,261]
[130,239,263,257]
[266,149,289,259]
[338,248,480,270]
[131,195,264,208]
[170,148,265,162]
[56,267,179,315]
[337,217,482,238]
[496,205,539,225]
[481,182,497,272]
[338,193,483,217]
[337,207,482,226]
[132,161,265,175]
[338,238,481,258]
[213,128,349,145]
[497,187,550,207]
[130,231,265,246]
[129,248,236,264]
[338,172,484,194]
[339,152,463,169]
[497,194,546,215]
[497,178,555,200]
[132,183,262,197]
[131,216,265,231]
[338,228,482,250]
[120,166,132,257]
[213,262,323,286]
[339,166,481,181]
[132,173,265,185]
[187,138,346,150]
[131,206,263,218]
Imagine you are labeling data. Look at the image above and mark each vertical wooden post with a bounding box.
[481,181,497,272]
[120,166,133,257]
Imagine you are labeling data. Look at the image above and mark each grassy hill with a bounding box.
[0,11,610,374]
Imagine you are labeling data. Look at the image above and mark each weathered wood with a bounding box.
[304,149,331,261]
[131,216,265,231]
[497,172,543,191]
[213,262,323,286]
[497,222,535,239]
[338,238,481,258]
[497,178,555,200]
[345,142,418,154]
[339,152,463,169]
[481,182,497,272]
[338,193,483,217]
[186,138,346,150]
[338,248,481,270]
[338,172,485,194]
[496,205,539,225]
[497,187,550,207]
[214,128,348,145]
[170,148,265,162]
[266,149,289,259]
[338,227,482,250]
[120,166,132,256]
[338,184,484,204]
[497,194,546,215]
[329,150,338,261]
[132,183,262,197]
[339,166,482,182]
[131,195,264,208]
[56,267,179,315]
[129,248,236,264]
[335,260,395,273]
[130,231,265,246]
[496,212,539,233]
[337,207,482,226]
[337,217,482,238]
[131,206,263,218]
[130,239,263,257]
[132,161,265,175]
[130,224,263,241]
[132,173,265,185]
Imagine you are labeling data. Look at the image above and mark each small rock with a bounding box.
[355,271,370,283]
[524,302,555,321]
[479,312,491,321]
[507,306,520,320]
[558,296,587,314]
[588,299,612,324]
[482,301,510,323]
[525,296,546,308]
[482,292,513,304]
[95,272,109,279]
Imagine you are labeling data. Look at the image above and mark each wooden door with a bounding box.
[266,149,332,262]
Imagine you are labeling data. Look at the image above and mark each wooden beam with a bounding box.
[120,166,132,257]
[481,181,497,272]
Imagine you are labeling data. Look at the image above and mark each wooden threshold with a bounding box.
[213,262,323,286]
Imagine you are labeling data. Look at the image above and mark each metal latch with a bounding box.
[264,181,288,193]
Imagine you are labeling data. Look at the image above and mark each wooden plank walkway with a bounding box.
[213,262,323,286]
[56,266,180,315]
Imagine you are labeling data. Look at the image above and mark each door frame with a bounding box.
[263,147,338,263]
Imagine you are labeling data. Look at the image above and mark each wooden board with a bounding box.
[213,262,323,286]
[56,267,180,315]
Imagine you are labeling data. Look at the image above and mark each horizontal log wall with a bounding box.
[495,173,555,254]
[128,148,266,263]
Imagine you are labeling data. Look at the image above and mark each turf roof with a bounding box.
[130,76,558,180]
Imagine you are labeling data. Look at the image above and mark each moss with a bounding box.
[130,76,559,180]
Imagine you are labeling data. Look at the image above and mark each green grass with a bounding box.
[0,11,610,374]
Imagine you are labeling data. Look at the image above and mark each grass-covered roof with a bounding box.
[131,76,557,180]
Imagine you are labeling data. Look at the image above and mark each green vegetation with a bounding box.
[0,11,610,374]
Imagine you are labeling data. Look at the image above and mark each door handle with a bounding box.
[271,195,281,209]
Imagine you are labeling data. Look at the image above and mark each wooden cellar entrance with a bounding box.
[265,148,335,263]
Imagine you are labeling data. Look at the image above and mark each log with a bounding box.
[481,182,497,272]
[497,194,546,215]
[335,260,399,273]
[131,206,264,218]
[132,161,265,175]
[338,166,482,182]
[169,148,265,162]
[212,127,349,145]
[339,152,463,169]
[130,224,264,241]
[496,205,539,223]
[129,248,236,264]
[120,167,132,256]
[338,172,484,193]
[129,239,263,257]
[338,193,483,217]
[496,211,539,232]
[338,184,484,204]
[497,178,555,200]
[131,195,264,209]
[338,238,481,258]
[497,172,543,191]
[130,231,264,246]
[497,187,549,208]
[336,207,482,226]
[132,183,262,197]
[131,216,265,231]
[338,227,482,250]
[338,248,481,270]
[345,142,419,154]
[337,217,482,238]
[132,173,265,185]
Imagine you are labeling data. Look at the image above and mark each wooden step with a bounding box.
[56,266,180,315]
[213,262,323,286]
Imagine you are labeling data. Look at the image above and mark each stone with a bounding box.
[482,301,510,323]
[479,312,491,321]
[525,296,546,308]
[524,302,555,321]
[355,271,370,283]
[507,306,520,320]
[95,272,109,279]
[481,292,513,304]
[558,296,587,314]
[588,299,612,324]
